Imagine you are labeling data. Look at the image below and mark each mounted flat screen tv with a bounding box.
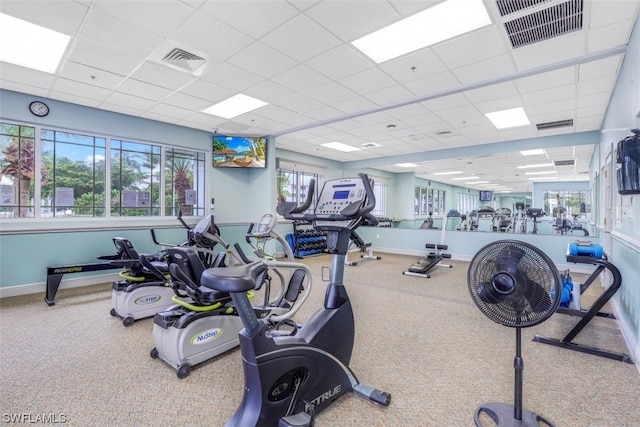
[212,135,267,168]
[479,190,493,202]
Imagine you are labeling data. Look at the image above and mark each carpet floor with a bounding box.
[1,251,638,426]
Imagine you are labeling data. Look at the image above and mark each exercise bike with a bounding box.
[200,174,391,426]
[150,213,310,378]
[109,212,220,327]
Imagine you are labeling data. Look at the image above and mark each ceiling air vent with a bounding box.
[161,48,206,72]
[554,159,575,166]
[503,0,584,48]
[536,119,574,130]
[496,0,552,16]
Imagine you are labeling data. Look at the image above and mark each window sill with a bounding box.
[0,216,200,235]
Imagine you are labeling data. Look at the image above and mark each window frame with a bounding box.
[0,119,208,228]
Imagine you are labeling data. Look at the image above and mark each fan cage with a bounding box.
[468,240,561,328]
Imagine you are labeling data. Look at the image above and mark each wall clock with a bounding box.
[29,101,49,117]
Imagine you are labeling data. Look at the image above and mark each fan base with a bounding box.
[474,402,555,427]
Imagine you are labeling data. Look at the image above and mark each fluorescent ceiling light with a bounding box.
[520,149,546,156]
[528,177,557,180]
[396,163,418,167]
[321,142,361,152]
[467,181,489,184]
[452,176,479,180]
[0,13,70,73]
[351,0,491,63]
[525,171,557,176]
[481,184,501,187]
[485,107,530,129]
[433,171,463,176]
[517,163,554,169]
[202,94,268,119]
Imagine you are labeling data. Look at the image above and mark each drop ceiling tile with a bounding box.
[578,55,623,81]
[228,42,297,79]
[67,39,141,76]
[305,45,373,80]
[278,94,326,114]
[332,96,378,114]
[51,78,112,101]
[80,9,163,58]
[526,99,575,116]
[338,67,398,95]
[510,32,586,71]
[201,63,263,92]
[453,54,517,86]
[116,79,172,102]
[99,102,147,117]
[521,84,576,106]
[589,0,640,29]
[0,82,49,98]
[578,74,616,96]
[588,19,636,53]
[304,0,402,42]
[95,0,195,37]
[305,105,345,121]
[163,92,213,111]
[305,82,358,105]
[260,14,342,62]
[246,79,297,104]
[103,91,157,111]
[271,64,332,93]
[180,79,235,104]
[463,81,519,103]
[421,93,471,112]
[514,66,576,93]
[404,71,461,97]
[59,61,124,90]
[435,104,482,121]
[364,84,415,106]
[576,91,611,109]
[577,104,607,119]
[378,48,448,83]
[171,12,254,62]
[200,0,299,39]
[433,26,507,70]
[130,61,196,91]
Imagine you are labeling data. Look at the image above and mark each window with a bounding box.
[277,169,322,213]
[165,148,206,217]
[457,193,478,216]
[372,182,387,217]
[414,186,445,215]
[40,129,106,217]
[0,123,38,218]
[0,120,207,219]
[543,190,589,219]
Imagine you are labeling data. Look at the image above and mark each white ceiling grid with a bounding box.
[0,0,639,193]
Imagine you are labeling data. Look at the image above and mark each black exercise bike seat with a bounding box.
[201,262,267,293]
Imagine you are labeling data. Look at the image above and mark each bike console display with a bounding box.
[314,178,370,229]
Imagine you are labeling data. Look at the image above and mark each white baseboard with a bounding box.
[0,273,120,300]
[610,298,640,373]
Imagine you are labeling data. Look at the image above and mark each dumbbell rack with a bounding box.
[290,221,327,258]
[533,253,633,363]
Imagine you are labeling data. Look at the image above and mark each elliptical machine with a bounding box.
[200,174,391,427]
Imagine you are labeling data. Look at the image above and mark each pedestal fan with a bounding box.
[467,240,561,427]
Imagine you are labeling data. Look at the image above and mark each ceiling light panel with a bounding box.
[321,142,361,152]
[485,107,531,129]
[0,13,70,73]
[351,0,491,63]
[202,94,268,119]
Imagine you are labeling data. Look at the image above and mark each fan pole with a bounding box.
[514,328,524,421]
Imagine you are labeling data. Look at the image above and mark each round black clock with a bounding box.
[29,101,49,117]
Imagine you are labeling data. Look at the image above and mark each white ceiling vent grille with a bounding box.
[503,0,584,48]
[496,0,552,16]
[361,142,382,149]
[554,159,575,166]
[161,48,206,72]
[536,119,574,130]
